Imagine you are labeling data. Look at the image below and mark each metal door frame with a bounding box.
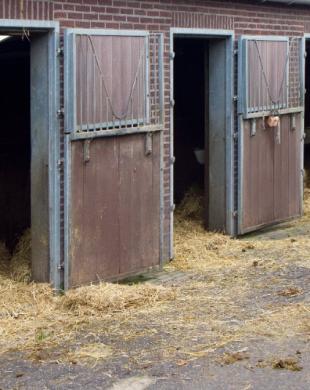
[237,35,305,234]
[169,28,235,259]
[0,19,61,288]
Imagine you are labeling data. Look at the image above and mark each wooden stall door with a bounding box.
[238,37,303,234]
[64,29,162,287]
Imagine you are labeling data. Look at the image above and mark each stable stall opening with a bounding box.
[0,28,53,284]
[0,35,31,256]
[304,39,310,189]
[173,36,228,232]
[174,38,207,220]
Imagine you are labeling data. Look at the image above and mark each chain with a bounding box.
[254,38,294,110]
[88,35,145,121]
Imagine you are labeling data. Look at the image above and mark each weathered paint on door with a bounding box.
[68,133,161,287]
[238,36,303,234]
[241,115,302,233]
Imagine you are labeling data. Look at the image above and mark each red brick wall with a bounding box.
[1,0,310,261]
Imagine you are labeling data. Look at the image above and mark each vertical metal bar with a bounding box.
[79,36,83,132]
[99,68,102,130]
[86,36,89,132]
[49,26,61,291]
[93,42,96,131]
[169,31,174,259]
[154,35,158,124]
[158,33,164,125]
[145,35,150,125]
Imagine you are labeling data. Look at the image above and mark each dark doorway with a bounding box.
[0,36,30,251]
[173,38,207,221]
[173,36,229,232]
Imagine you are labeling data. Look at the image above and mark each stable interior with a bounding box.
[173,37,207,221]
[0,35,31,252]
[173,36,228,232]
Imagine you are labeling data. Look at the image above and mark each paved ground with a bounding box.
[0,217,309,390]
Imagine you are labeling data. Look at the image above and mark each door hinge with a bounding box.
[234,49,238,55]
[233,210,238,218]
[57,108,64,119]
[145,132,153,156]
[305,50,307,59]
[57,263,64,271]
[83,140,91,164]
[171,204,176,212]
[170,156,176,165]
[233,132,238,140]
[170,99,175,108]
[233,95,238,102]
[57,158,64,168]
[170,51,175,60]
[57,46,64,57]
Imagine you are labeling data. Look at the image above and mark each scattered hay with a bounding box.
[277,287,303,297]
[175,186,204,221]
[10,229,31,283]
[258,357,303,371]
[67,343,113,364]
[272,358,302,371]
[218,351,249,365]
[0,242,10,276]
[62,282,177,316]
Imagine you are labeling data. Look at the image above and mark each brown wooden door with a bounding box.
[238,37,304,234]
[64,29,163,288]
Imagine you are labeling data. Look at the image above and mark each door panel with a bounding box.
[64,29,163,288]
[238,36,303,234]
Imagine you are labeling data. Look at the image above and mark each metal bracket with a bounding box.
[233,132,238,140]
[170,52,175,60]
[57,263,64,271]
[250,119,257,137]
[83,139,91,163]
[275,120,281,145]
[57,46,64,57]
[233,95,238,102]
[171,204,176,212]
[145,132,153,156]
[234,49,238,55]
[291,114,296,131]
[233,210,238,218]
[57,108,64,119]
[57,158,64,168]
[170,99,175,108]
[170,156,176,165]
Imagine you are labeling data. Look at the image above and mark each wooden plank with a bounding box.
[69,133,161,286]
[69,138,120,287]
[274,115,290,221]
[119,133,160,274]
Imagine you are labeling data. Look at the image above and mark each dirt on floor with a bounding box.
[0,191,310,389]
